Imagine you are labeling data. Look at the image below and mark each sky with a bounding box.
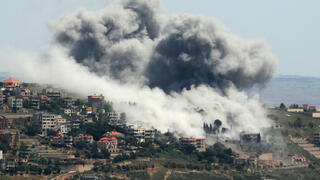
[0,0,320,77]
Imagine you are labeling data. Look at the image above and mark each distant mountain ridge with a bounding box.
[257,75,320,106]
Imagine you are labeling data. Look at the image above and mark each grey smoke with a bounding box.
[147,15,276,92]
[53,0,276,93]
[0,0,278,140]
[53,0,160,82]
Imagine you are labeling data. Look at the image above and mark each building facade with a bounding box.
[179,138,206,152]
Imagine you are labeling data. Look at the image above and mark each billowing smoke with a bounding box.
[0,0,277,140]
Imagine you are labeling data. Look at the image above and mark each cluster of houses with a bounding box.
[286,104,320,119]
[0,77,215,177]
[234,152,307,168]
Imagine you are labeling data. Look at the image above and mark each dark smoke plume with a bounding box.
[53,0,276,93]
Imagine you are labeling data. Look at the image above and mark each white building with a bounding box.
[287,108,304,113]
[312,113,320,119]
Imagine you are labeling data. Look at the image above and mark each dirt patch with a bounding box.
[164,169,172,180]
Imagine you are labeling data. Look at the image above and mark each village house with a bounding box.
[88,95,105,113]
[312,113,320,119]
[287,108,304,113]
[64,109,72,115]
[302,104,310,111]
[103,131,125,145]
[63,97,75,107]
[104,131,125,138]
[313,131,320,144]
[97,137,119,153]
[30,97,40,109]
[7,96,23,113]
[315,106,320,112]
[18,88,31,98]
[258,153,282,168]
[86,107,93,115]
[50,132,73,147]
[0,116,12,129]
[286,155,307,165]
[60,123,71,134]
[179,137,206,152]
[73,134,94,144]
[2,77,20,90]
[240,133,261,144]
[234,152,251,165]
[127,125,156,143]
[106,112,122,125]
[43,88,62,99]
[0,130,20,147]
[32,113,67,135]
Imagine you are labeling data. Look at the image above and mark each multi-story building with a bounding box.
[43,88,62,99]
[313,132,320,144]
[7,96,23,112]
[18,88,31,97]
[73,134,94,144]
[32,113,67,135]
[107,112,121,124]
[0,130,20,147]
[63,98,75,107]
[127,125,155,143]
[60,123,71,134]
[240,133,261,144]
[2,78,20,89]
[179,137,206,152]
[97,137,119,153]
[50,132,73,147]
[30,98,40,109]
[0,116,12,129]
[88,95,105,113]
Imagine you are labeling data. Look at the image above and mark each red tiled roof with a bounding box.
[181,138,205,141]
[5,85,16,88]
[0,131,17,135]
[3,77,20,83]
[109,131,124,136]
[97,137,117,143]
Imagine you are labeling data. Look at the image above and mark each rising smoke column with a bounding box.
[146,15,277,92]
[1,0,278,139]
[53,0,276,93]
[53,0,161,83]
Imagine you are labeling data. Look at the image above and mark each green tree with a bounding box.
[44,167,51,175]
[180,143,196,154]
[279,103,286,110]
[294,117,303,127]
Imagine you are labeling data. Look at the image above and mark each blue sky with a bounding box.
[1,0,320,77]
